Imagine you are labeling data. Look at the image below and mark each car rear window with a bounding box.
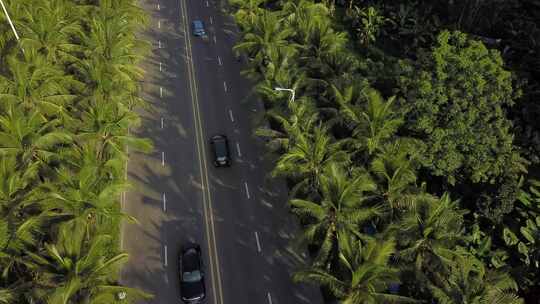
[214,139,227,156]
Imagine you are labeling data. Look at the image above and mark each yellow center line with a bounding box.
[178,1,224,303]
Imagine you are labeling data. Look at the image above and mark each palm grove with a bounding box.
[230,0,540,303]
[0,0,153,303]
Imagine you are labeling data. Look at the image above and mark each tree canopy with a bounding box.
[398,30,518,185]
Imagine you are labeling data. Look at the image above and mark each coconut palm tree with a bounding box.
[0,106,73,173]
[0,288,14,304]
[18,0,82,64]
[253,47,303,100]
[273,123,350,194]
[294,235,419,304]
[335,88,403,156]
[394,193,467,291]
[233,10,294,71]
[428,251,523,304]
[292,10,347,98]
[229,0,266,31]
[39,161,135,238]
[369,138,427,213]
[290,163,383,266]
[79,15,147,89]
[21,220,151,303]
[256,97,318,153]
[0,52,80,116]
[0,0,152,302]
[75,102,152,161]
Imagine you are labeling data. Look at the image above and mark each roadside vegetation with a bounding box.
[229,0,540,303]
[0,0,153,302]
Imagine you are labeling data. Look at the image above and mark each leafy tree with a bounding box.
[351,6,387,47]
[397,30,519,185]
[499,178,540,292]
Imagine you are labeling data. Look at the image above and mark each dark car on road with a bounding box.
[180,243,205,303]
[210,134,231,167]
[191,20,206,37]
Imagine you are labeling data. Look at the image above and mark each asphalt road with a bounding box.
[120,0,323,303]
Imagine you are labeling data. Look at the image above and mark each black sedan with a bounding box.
[179,243,205,303]
[210,134,231,167]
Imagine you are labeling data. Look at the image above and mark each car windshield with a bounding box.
[183,270,202,283]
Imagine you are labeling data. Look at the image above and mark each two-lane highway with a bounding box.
[121,0,323,303]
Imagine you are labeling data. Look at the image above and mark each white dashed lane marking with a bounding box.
[244,182,250,199]
[236,142,242,157]
[254,231,261,252]
[164,245,168,266]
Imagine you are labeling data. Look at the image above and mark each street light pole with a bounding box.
[274,87,295,104]
[0,0,23,51]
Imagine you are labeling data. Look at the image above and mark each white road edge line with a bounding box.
[228,109,234,122]
[236,142,242,157]
[158,20,161,28]
[164,245,168,266]
[223,81,227,92]
[157,3,160,10]
[217,56,222,66]
[160,86,163,98]
[267,292,273,304]
[159,62,162,72]
[254,231,261,252]
[163,193,167,212]
[161,117,164,129]
[244,182,250,199]
[158,40,161,48]
[161,151,165,166]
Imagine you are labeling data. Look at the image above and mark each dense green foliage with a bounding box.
[230,0,540,302]
[397,30,518,186]
[0,0,152,302]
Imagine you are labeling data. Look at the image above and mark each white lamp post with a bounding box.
[274,87,295,104]
[0,0,23,54]
[0,0,21,41]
